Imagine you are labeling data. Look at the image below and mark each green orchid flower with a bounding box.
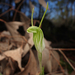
[27,26,45,53]
[27,2,48,75]
[27,3,48,53]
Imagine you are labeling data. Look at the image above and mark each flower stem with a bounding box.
[38,52,44,75]
[39,2,48,28]
[31,8,34,26]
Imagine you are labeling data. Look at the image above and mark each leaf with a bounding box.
[1,56,18,75]
[33,39,60,73]
[51,51,60,72]
[20,12,30,39]
[0,47,24,71]
[23,33,34,57]
[70,71,75,75]
[41,39,52,73]
[5,21,24,42]
[15,50,38,75]
[38,0,50,10]
[1,59,14,75]
[36,72,40,75]
[29,1,35,12]
[42,47,52,73]
[0,42,9,51]
[42,39,60,73]
[44,38,51,48]
[0,31,11,36]
[46,73,63,75]
[20,13,30,25]
[8,22,24,29]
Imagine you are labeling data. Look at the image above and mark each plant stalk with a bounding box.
[38,52,44,75]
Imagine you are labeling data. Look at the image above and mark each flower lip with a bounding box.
[27,28,31,33]
[27,27,37,33]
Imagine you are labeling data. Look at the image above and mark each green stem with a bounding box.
[31,8,34,26]
[39,2,48,28]
[38,52,44,75]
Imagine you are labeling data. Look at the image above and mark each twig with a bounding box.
[59,49,75,71]
[51,52,64,73]
[0,8,13,17]
[0,34,32,47]
[0,2,13,17]
[0,3,13,8]
[8,57,14,72]
[46,47,75,71]
[0,3,24,18]
[48,48,75,51]
[13,0,24,21]
[0,19,6,23]
[0,8,25,18]
[47,47,64,73]
[22,36,31,46]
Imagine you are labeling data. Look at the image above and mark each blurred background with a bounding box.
[0,0,75,74]
[0,0,75,48]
